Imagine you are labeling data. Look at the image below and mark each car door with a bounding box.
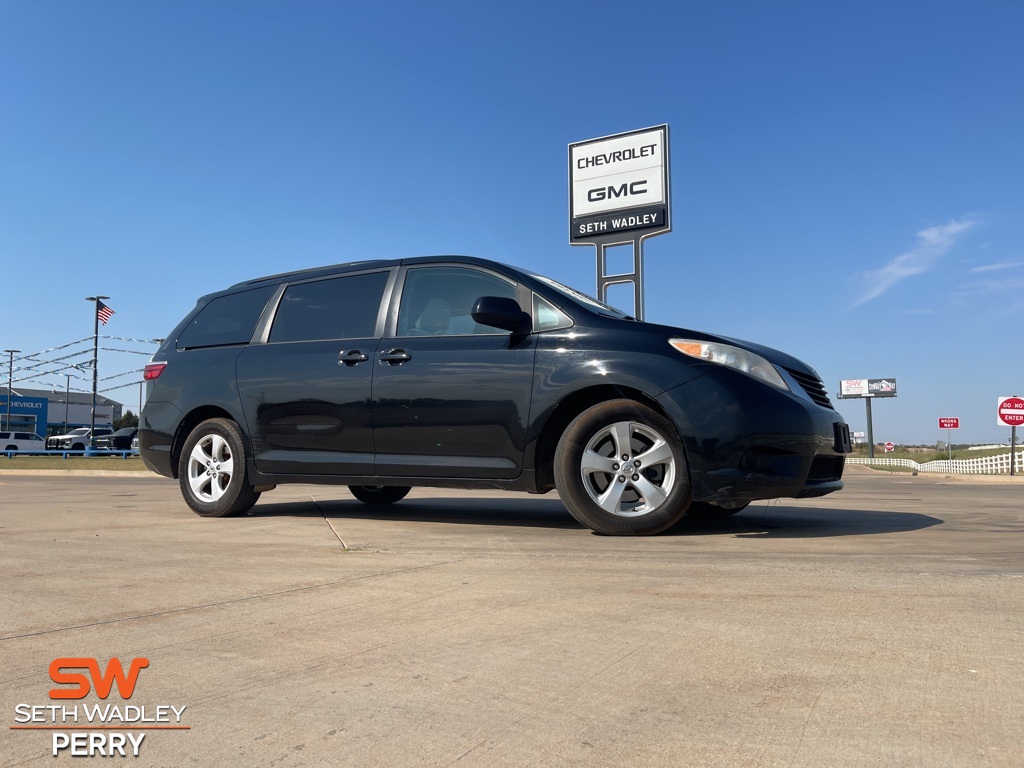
[371,264,537,479]
[236,268,394,476]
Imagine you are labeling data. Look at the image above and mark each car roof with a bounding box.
[228,256,523,291]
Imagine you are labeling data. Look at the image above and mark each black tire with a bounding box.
[177,418,261,518]
[348,485,411,505]
[554,399,691,535]
[4,445,16,451]
[72,443,84,451]
[686,501,750,518]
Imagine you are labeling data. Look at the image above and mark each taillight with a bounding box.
[144,362,167,380]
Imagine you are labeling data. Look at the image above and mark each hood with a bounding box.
[638,321,821,378]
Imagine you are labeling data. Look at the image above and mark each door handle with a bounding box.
[379,349,412,365]
[339,350,369,366]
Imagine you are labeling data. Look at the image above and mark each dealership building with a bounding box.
[0,388,125,437]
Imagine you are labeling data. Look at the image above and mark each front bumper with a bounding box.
[656,369,849,504]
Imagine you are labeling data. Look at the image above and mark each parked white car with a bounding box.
[45,427,113,451]
[0,431,47,451]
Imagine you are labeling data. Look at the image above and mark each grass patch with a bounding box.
[0,455,153,471]
[859,464,918,474]
[851,447,1015,462]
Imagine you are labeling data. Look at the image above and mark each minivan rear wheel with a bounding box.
[554,400,691,535]
[348,485,411,505]
[178,418,261,518]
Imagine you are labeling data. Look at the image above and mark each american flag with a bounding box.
[97,300,115,325]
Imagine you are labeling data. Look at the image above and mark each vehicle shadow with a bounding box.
[666,503,943,538]
[247,496,943,538]
[247,496,586,530]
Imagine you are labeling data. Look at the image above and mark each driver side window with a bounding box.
[397,267,517,336]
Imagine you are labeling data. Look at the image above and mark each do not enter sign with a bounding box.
[884,442,895,453]
[998,397,1024,426]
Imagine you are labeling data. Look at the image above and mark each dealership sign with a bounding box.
[569,125,670,243]
[838,378,898,399]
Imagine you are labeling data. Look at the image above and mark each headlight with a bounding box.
[669,339,790,391]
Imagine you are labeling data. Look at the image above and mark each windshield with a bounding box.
[530,274,633,319]
[68,428,90,436]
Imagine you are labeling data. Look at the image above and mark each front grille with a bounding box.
[784,367,834,409]
[807,456,845,482]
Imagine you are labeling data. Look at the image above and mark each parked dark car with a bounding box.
[95,427,138,450]
[140,256,850,535]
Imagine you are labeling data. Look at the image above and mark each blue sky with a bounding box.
[1,0,1022,445]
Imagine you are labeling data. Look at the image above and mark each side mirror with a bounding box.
[471,296,531,335]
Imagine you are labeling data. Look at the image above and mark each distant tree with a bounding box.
[115,410,139,430]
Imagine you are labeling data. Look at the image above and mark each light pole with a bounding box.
[62,362,88,434]
[65,373,71,433]
[3,349,20,432]
[84,296,109,447]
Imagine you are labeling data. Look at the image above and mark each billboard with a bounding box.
[569,125,670,243]
[838,378,897,399]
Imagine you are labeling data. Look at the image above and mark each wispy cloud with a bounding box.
[951,277,1024,299]
[951,279,1024,321]
[968,261,1020,274]
[851,218,975,308]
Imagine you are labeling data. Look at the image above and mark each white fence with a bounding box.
[848,452,1024,475]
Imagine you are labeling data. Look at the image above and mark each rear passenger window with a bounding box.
[177,286,276,350]
[269,272,389,343]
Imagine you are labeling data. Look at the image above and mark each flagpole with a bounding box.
[3,349,20,432]
[85,295,108,448]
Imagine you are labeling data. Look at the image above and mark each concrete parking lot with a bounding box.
[1,467,1022,766]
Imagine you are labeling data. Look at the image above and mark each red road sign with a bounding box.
[884,442,895,453]
[938,417,960,429]
[998,397,1024,426]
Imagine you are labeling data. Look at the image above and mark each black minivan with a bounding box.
[141,256,850,535]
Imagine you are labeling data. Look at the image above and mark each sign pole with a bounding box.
[947,429,952,464]
[866,398,874,459]
[1012,425,1017,477]
[596,236,646,320]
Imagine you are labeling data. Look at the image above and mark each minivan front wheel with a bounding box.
[554,400,691,535]
[178,418,261,518]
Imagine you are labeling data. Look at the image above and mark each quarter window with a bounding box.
[533,293,572,331]
[177,286,276,350]
[269,271,388,343]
